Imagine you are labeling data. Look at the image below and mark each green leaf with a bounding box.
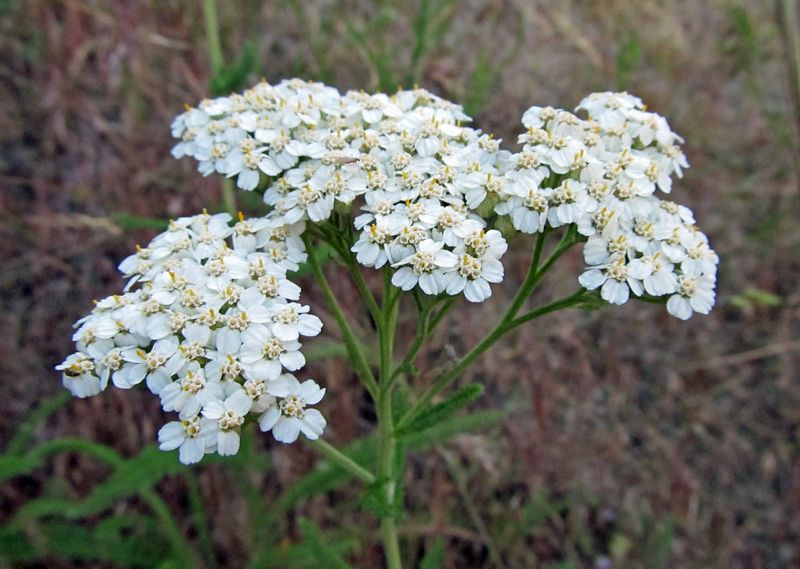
[4,392,70,455]
[420,537,445,569]
[210,42,259,96]
[278,410,503,516]
[112,213,170,231]
[292,242,333,277]
[395,383,484,438]
[297,518,356,569]
[729,5,757,69]
[616,33,641,89]
[0,516,168,567]
[403,409,505,449]
[278,435,378,511]
[0,454,40,484]
[463,55,496,117]
[63,446,184,518]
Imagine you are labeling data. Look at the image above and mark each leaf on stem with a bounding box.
[394,383,485,438]
[297,518,358,569]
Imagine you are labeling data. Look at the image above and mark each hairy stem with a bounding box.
[202,0,224,73]
[305,438,375,484]
[389,296,458,386]
[396,229,582,430]
[303,234,379,398]
[377,268,403,569]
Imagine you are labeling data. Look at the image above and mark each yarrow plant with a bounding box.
[58,78,717,568]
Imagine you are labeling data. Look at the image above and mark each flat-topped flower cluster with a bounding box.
[497,92,717,318]
[171,80,716,314]
[57,212,325,464]
[59,80,719,464]
[171,79,513,303]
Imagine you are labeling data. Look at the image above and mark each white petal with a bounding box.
[217,431,240,456]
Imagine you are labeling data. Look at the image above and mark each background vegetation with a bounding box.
[1,1,799,567]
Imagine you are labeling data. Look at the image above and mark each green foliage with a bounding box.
[543,562,576,569]
[61,446,183,519]
[361,476,403,520]
[616,33,641,89]
[402,409,505,449]
[419,537,446,569]
[292,242,334,278]
[113,212,170,231]
[0,453,41,484]
[408,0,458,85]
[0,515,169,567]
[210,42,259,96]
[278,435,377,511]
[728,4,758,69]
[463,55,497,118]
[730,287,782,309]
[395,383,484,438]
[346,7,400,92]
[4,392,70,455]
[522,490,573,529]
[297,519,357,569]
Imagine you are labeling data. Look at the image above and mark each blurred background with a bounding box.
[1,1,799,568]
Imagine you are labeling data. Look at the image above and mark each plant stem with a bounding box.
[305,438,376,484]
[377,268,403,569]
[221,178,237,216]
[303,234,379,398]
[318,220,382,324]
[202,0,224,73]
[201,0,237,215]
[185,471,218,569]
[389,296,457,386]
[396,230,582,430]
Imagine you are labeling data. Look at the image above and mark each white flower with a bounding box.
[578,256,643,305]
[202,383,254,456]
[352,222,394,268]
[258,375,326,443]
[158,415,215,465]
[445,253,504,302]
[56,353,103,398]
[239,324,306,380]
[268,303,323,342]
[392,239,458,294]
[666,274,716,320]
[627,253,678,296]
[117,337,181,394]
[159,364,223,419]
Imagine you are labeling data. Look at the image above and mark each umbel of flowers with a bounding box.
[58,79,718,466]
[57,212,325,464]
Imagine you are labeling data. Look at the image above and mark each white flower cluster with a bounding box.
[494,92,718,319]
[56,212,326,464]
[170,79,513,303]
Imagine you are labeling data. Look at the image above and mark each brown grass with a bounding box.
[1,1,799,568]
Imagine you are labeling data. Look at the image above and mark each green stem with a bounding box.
[303,234,379,398]
[377,268,403,569]
[318,221,382,324]
[389,296,457,386]
[185,471,218,569]
[504,229,547,318]
[396,230,582,431]
[507,289,588,329]
[345,257,382,326]
[201,0,237,216]
[221,178,237,217]
[202,0,224,73]
[305,438,376,484]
